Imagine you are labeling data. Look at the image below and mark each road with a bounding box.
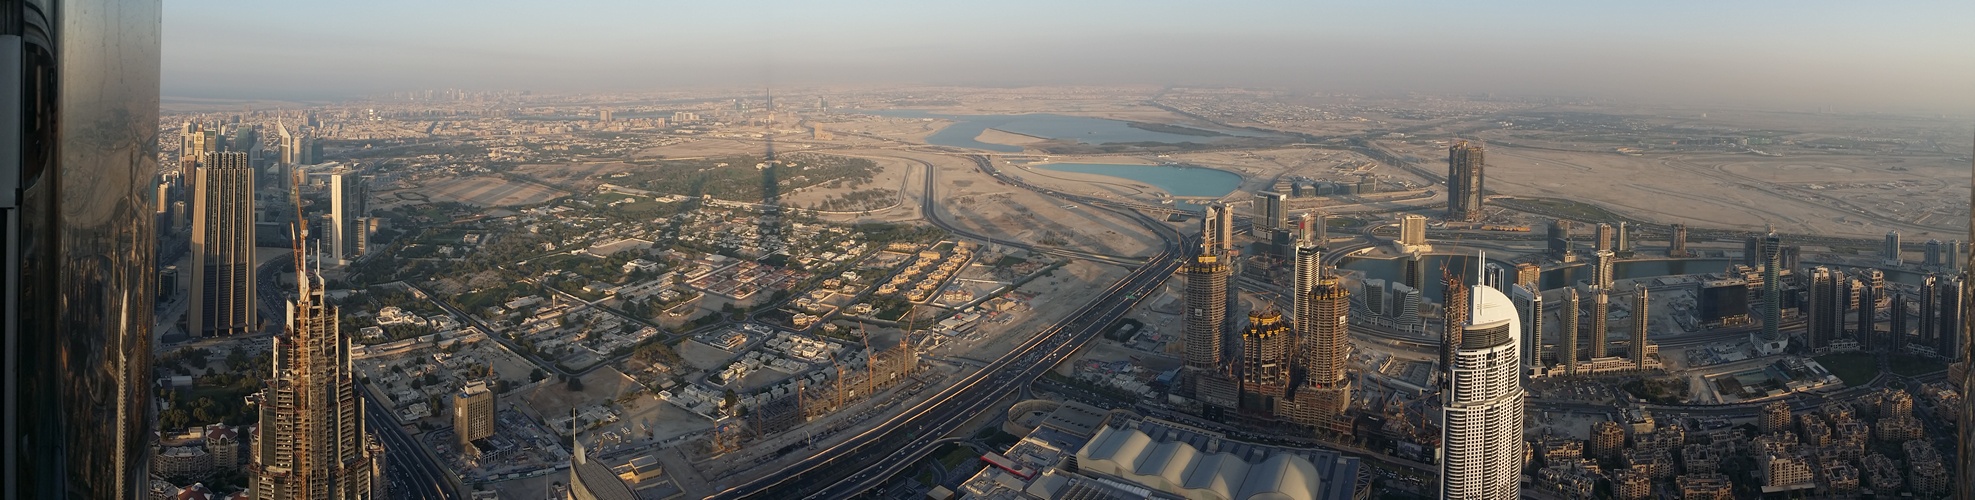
[360,382,460,500]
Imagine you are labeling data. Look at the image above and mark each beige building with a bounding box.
[455,380,498,446]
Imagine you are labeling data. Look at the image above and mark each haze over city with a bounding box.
[166,1,1975,113]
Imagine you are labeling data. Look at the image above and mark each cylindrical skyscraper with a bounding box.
[3,0,162,496]
[1183,253,1229,372]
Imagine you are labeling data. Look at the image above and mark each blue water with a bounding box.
[1341,255,1936,299]
[1032,163,1243,201]
[864,109,1266,152]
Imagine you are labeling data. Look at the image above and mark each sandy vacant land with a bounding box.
[975,128,1049,147]
[376,175,566,208]
[925,155,1165,259]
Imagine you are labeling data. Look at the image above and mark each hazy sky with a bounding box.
[166,1,1975,112]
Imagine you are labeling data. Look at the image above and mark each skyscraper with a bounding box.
[1857,268,1883,350]
[1591,250,1616,289]
[1302,277,1351,387]
[1937,275,1962,361]
[1202,203,1234,256]
[1669,223,1689,257]
[1890,292,1909,353]
[1561,288,1580,375]
[1183,252,1229,372]
[1920,274,1939,354]
[1547,219,1575,262]
[1616,221,1632,254]
[1808,267,1841,352]
[1514,262,1541,289]
[1591,287,1609,358]
[1594,223,1614,253]
[1399,213,1427,247]
[1402,252,1425,293]
[454,380,497,447]
[330,170,368,265]
[1926,239,1944,268]
[1441,270,1470,384]
[191,151,257,337]
[250,242,383,498]
[1632,285,1650,370]
[4,2,162,494]
[1759,230,1782,342]
[1440,280,1525,499]
[1392,283,1423,333]
[1446,141,1486,221]
[1254,191,1285,236]
[1240,310,1291,413]
[1513,284,1544,373]
[1291,227,1323,360]
[1306,210,1328,246]
[1884,230,1902,266]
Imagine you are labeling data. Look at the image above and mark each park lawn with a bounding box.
[1888,353,1948,377]
[1814,352,1878,386]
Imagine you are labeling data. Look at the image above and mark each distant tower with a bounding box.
[1183,252,1230,373]
[1402,253,1425,293]
[1920,275,1939,355]
[1202,203,1235,256]
[1393,283,1423,333]
[1616,222,1632,254]
[191,151,258,337]
[1440,280,1525,499]
[1856,268,1883,350]
[1632,285,1650,370]
[1446,141,1486,222]
[1594,223,1614,253]
[1514,262,1542,289]
[1938,275,1964,361]
[1891,292,1909,353]
[1254,191,1286,237]
[329,170,368,265]
[1399,214,1428,248]
[1669,223,1689,257]
[1303,276,1352,386]
[1240,310,1291,412]
[1310,210,1329,245]
[1884,230,1903,266]
[1513,284,1545,373]
[1292,224,1324,358]
[1561,288,1580,375]
[1591,250,1616,289]
[1591,288,1609,359]
[1926,239,1944,268]
[1547,219,1575,262]
[1441,270,1471,385]
[1808,267,1841,351]
[1759,230,1783,342]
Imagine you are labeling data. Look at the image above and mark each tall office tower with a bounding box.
[1440,271,1471,384]
[1392,283,1422,333]
[250,246,382,498]
[1856,268,1884,350]
[1594,223,1614,253]
[1759,230,1783,342]
[1742,235,1760,267]
[1560,288,1580,375]
[454,380,496,447]
[1778,245,1801,271]
[1291,234,1323,357]
[184,121,219,159]
[1884,230,1902,266]
[1182,252,1229,372]
[1446,140,1486,221]
[1950,240,1963,271]
[1515,262,1541,289]
[1591,250,1616,289]
[1440,281,1525,500]
[1306,211,1328,246]
[1927,239,1944,268]
[4,2,162,495]
[1303,277,1351,386]
[1890,292,1909,353]
[1808,267,1841,352]
[1240,310,1290,411]
[329,170,367,265]
[191,151,257,337]
[1202,203,1234,256]
[1399,214,1427,247]
[1591,288,1609,358]
[1547,219,1575,262]
[1938,276,1963,360]
[276,115,300,165]
[1401,253,1425,293]
[1513,284,1544,372]
[1616,222,1632,254]
[1921,275,1939,354]
[1669,223,1689,257]
[1253,191,1285,236]
[1632,285,1650,370]
[1362,279,1386,317]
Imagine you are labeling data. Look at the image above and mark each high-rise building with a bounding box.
[1362,279,1386,317]
[1857,268,1883,350]
[1884,230,1902,266]
[1183,253,1229,372]
[1483,263,1507,290]
[1302,277,1351,387]
[1202,203,1234,256]
[1632,285,1650,370]
[1399,213,1427,248]
[1446,141,1486,222]
[1591,250,1616,289]
[1254,191,1285,236]
[1669,223,1689,257]
[1392,283,1422,333]
[1441,271,1471,385]
[454,380,497,446]
[1240,310,1291,412]
[4,3,162,494]
[330,170,368,265]
[1515,263,1541,289]
[1305,211,1328,246]
[598,108,613,123]
[1926,239,1944,268]
[1950,240,1964,271]
[191,151,258,337]
[1440,280,1525,499]
[1548,219,1575,262]
[1402,253,1425,293]
[1759,230,1783,342]
[1890,292,1909,353]
[1920,275,1939,354]
[1591,287,1609,359]
[1594,223,1614,253]
[251,247,382,498]
[1616,222,1632,254]
[1936,276,1963,361]
[1291,233,1323,357]
[1561,288,1580,375]
[1513,284,1544,372]
[1808,267,1841,352]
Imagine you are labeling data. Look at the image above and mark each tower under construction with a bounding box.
[250,232,384,499]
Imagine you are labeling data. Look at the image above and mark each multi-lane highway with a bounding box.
[360,382,460,500]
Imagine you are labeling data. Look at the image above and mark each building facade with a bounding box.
[1446,141,1485,221]
[191,151,257,337]
[1440,283,1525,499]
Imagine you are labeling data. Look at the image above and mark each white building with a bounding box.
[1441,281,1526,500]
